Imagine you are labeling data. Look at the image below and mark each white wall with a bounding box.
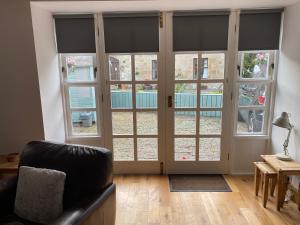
[0,0,45,154]
[31,4,65,142]
[231,138,268,174]
[271,2,300,186]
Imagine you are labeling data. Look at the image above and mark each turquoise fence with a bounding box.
[111,91,222,117]
[72,91,222,122]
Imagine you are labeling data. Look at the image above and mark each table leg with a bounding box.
[281,176,289,208]
[276,172,283,211]
[254,166,260,196]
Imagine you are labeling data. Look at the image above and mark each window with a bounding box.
[60,54,100,137]
[235,51,276,135]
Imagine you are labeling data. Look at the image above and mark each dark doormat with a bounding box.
[168,174,232,192]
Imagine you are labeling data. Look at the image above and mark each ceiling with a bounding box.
[33,0,300,12]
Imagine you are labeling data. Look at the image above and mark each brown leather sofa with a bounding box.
[0,141,116,225]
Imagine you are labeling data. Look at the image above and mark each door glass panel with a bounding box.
[240,52,270,79]
[71,111,97,135]
[199,138,221,161]
[174,111,196,135]
[113,138,134,161]
[112,112,133,135]
[110,84,132,109]
[109,55,131,81]
[200,53,225,79]
[66,56,95,82]
[239,83,267,106]
[174,138,196,161]
[137,138,158,161]
[136,84,157,109]
[175,53,198,80]
[137,112,157,135]
[237,109,265,133]
[175,83,197,108]
[200,83,223,108]
[200,111,222,135]
[135,55,158,81]
[69,87,96,108]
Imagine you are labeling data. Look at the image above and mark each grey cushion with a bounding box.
[14,166,66,224]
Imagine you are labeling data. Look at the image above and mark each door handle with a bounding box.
[168,96,173,108]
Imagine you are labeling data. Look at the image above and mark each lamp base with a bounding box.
[276,153,292,161]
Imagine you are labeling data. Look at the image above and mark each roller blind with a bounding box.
[238,9,283,51]
[103,12,159,53]
[173,11,230,51]
[54,14,96,53]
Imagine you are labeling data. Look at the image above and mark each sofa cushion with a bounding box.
[18,141,113,207]
[14,166,66,224]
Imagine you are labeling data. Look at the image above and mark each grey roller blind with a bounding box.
[173,11,230,51]
[54,14,96,53]
[239,9,283,51]
[103,12,159,53]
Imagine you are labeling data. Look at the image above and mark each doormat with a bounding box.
[168,174,232,192]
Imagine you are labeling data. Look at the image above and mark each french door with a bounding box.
[165,52,228,174]
[99,13,230,174]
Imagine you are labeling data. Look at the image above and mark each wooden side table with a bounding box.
[0,161,19,179]
[261,155,300,211]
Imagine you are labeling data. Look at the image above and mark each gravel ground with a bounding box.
[74,113,249,161]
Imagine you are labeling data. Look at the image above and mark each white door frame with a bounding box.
[96,11,237,174]
[97,13,167,174]
[164,11,237,174]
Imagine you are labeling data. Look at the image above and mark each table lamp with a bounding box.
[272,112,293,161]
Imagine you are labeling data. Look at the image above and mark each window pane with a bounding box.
[112,112,133,135]
[137,138,158,161]
[137,112,157,135]
[135,55,158,81]
[240,52,270,79]
[237,109,265,133]
[109,55,131,81]
[175,53,198,80]
[71,111,97,135]
[111,84,132,109]
[200,53,225,79]
[239,83,267,106]
[174,138,196,161]
[69,87,96,109]
[66,56,95,82]
[175,111,196,135]
[199,138,221,161]
[200,111,222,135]
[175,83,197,108]
[200,83,223,108]
[136,84,157,109]
[113,138,134,161]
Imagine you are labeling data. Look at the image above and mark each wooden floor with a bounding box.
[114,175,300,225]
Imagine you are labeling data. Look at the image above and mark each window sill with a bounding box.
[233,134,270,140]
[67,135,101,141]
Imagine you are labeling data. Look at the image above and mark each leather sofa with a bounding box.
[0,141,116,225]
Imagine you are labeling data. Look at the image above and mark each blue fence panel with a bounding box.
[72,91,223,122]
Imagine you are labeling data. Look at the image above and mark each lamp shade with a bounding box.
[272,112,291,129]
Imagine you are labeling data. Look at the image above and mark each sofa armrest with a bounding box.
[0,175,18,216]
[50,184,116,225]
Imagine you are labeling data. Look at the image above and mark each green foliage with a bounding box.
[242,53,267,78]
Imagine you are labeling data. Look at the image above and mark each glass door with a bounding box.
[107,53,163,173]
[166,52,228,173]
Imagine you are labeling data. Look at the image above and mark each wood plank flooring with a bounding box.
[114,175,300,225]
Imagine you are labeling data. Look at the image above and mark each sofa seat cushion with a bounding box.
[0,214,42,225]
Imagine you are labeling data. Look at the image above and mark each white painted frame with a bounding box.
[164,11,237,174]
[233,50,277,136]
[59,53,103,141]
[97,13,167,174]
